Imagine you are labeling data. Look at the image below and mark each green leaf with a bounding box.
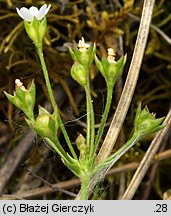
[61,154,82,177]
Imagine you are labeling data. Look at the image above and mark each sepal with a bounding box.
[24,17,47,48]
[25,106,58,138]
[134,103,164,138]
[95,54,127,86]
[69,40,96,69]
[4,79,36,120]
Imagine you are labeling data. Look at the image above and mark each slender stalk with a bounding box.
[94,85,113,156]
[45,137,72,163]
[37,47,78,161]
[59,118,78,160]
[85,82,95,158]
[84,133,140,198]
[103,132,140,168]
[96,0,156,163]
[37,47,57,112]
[84,85,91,150]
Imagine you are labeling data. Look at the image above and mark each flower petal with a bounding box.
[16,4,51,22]
[45,4,51,15]
[17,7,33,21]
[16,7,24,19]
[36,4,47,20]
[29,6,39,16]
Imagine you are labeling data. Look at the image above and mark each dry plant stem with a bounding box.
[113,0,171,45]
[0,130,35,192]
[6,0,12,8]
[25,169,76,198]
[97,0,156,163]
[141,136,167,199]
[122,107,171,200]
[128,13,171,45]
[141,162,159,199]
[118,172,126,199]
[0,178,80,200]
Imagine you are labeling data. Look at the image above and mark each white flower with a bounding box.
[107,48,116,63]
[78,37,90,52]
[15,79,27,91]
[16,4,51,22]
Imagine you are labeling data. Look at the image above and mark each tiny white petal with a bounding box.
[15,79,27,91]
[16,7,24,19]
[45,4,51,15]
[108,48,115,56]
[15,79,22,86]
[29,6,39,17]
[18,7,33,21]
[36,4,47,20]
[78,37,90,52]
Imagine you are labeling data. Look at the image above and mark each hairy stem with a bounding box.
[85,82,95,160]
[37,47,57,112]
[37,47,78,160]
[77,175,90,200]
[94,85,113,156]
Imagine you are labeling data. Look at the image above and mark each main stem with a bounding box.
[79,175,90,200]
[37,47,78,160]
[77,132,140,200]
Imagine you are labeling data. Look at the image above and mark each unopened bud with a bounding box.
[71,62,87,86]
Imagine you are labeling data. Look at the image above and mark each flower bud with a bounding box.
[76,134,87,159]
[4,79,36,120]
[26,106,58,139]
[69,37,96,69]
[95,52,127,86]
[134,103,164,138]
[71,62,88,86]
